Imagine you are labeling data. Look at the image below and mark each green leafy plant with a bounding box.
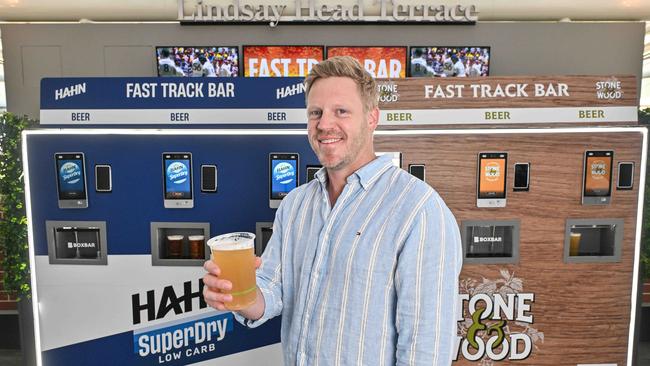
[0,112,36,299]
[639,107,650,279]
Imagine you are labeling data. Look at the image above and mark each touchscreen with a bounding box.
[271,159,297,199]
[165,158,192,199]
[584,155,612,197]
[57,158,86,199]
[479,156,506,199]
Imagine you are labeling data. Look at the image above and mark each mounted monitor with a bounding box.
[477,152,507,208]
[243,45,324,77]
[582,150,613,205]
[155,46,239,77]
[326,46,407,78]
[409,46,490,77]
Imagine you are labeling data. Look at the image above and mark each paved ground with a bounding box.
[0,349,21,366]
[640,341,650,365]
[1,343,649,365]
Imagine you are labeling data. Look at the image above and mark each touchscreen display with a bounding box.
[164,156,192,199]
[271,158,298,199]
[584,152,612,197]
[56,155,87,200]
[478,153,507,199]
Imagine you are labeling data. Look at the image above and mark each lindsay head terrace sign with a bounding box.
[177,0,478,25]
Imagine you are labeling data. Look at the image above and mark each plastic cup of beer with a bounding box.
[207,232,257,311]
[569,232,581,256]
[188,235,205,259]
[166,235,184,259]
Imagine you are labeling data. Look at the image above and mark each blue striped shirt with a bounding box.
[236,154,463,365]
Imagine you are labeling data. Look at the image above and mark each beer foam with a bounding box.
[208,232,255,251]
[167,235,184,241]
[188,235,205,241]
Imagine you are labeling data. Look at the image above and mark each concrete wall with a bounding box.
[1,22,645,119]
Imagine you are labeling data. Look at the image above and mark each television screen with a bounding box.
[156,46,239,77]
[326,46,407,79]
[409,46,490,77]
[243,46,324,77]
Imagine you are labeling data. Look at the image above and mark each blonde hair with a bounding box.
[304,56,378,113]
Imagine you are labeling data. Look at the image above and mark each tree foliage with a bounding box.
[0,112,35,298]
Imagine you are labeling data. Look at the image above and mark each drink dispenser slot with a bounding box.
[461,220,520,264]
[255,222,273,256]
[46,221,107,265]
[150,222,210,266]
[564,219,623,263]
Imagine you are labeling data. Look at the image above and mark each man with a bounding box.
[217,60,233,77]
[451,55,466,77]
[203,56,462,365]
[190,54,204,77]
[410,48,436,77]
[199,55,217,77]
[157,48,181,76]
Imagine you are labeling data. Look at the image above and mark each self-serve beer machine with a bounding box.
[26,76,645,365]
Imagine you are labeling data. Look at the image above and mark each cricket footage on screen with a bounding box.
[409,46,490,77]
[156,47,239,77]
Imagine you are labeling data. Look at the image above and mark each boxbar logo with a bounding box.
[474,236,502,243]
[455,270,543,362]
[60,162,82,184]
[54,82,87,101]
[273,162,295,185]
[167,162,189,184]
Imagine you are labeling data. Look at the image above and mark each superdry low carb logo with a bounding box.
[134,313,232,364]
[455,270,543,363]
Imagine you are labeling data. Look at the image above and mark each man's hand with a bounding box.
[202,257,262,311]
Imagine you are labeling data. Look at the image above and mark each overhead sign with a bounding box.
[177,0,478,25]
[40,77,308,124]
[376,76,638,125]
[40,76,638,126]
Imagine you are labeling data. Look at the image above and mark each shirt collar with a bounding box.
[314,153,394,191]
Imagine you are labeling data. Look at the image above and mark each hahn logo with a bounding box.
[60,162,82,184]
[55,82,87,100]
[274,162,295,184]
[167,162,189,184]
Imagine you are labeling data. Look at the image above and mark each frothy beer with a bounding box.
[208,232,257,311]
[569,232,581,256]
